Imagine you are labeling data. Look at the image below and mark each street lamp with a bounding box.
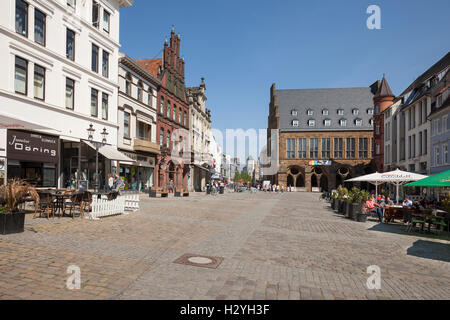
[87,124,108,192]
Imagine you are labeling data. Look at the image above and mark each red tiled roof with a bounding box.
[135,59,162,78]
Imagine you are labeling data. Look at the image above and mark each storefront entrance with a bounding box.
[6,130,59,187]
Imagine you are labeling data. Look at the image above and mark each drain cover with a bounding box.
[174,254,224,269]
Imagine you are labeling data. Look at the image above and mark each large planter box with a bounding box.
[356,213,368,223]
[0,212,25,235]
[338,200,345,214]
[346,202,352,218]
[331,199,337,210]
[351,203,361,220]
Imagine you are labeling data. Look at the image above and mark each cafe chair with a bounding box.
[81,191,92,213]
[65,192,84,219]
[431,218,448,235]
[34,192,53,219]
[406,215,425,233]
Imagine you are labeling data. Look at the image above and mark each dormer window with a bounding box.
[322,109,329,115]
[337,109,344,115]
[369,118,373,126]
[307,109,314,116]
[339,119,347,127]
[367,108,374,115]
[292,120,299,127]
[308,119,315,127]
[352,109,359,115]
[324,119,331,126]
[355,119,362,126]
[291,109,298,116]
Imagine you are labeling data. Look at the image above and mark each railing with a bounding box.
[88,192,140,220]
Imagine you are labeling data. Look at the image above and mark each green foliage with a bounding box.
[336,185,348,200]
[233,171,241,182]
[442,195,450,213]
[241,172,252,183]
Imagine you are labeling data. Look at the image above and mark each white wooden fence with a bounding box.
[88,193,140,220]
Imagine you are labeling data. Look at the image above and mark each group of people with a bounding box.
[263,184,297,193]
[365,194,436,224]
[106,174,125,192]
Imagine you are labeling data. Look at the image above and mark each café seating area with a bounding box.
[32,188,120,219]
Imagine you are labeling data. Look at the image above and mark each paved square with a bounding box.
[0,192,449,300]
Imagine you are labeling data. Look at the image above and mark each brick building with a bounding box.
[266,84,377,192]
[136,27,190,191]
[373,75,395,172]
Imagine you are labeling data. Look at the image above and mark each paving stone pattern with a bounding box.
[0,192,449,300]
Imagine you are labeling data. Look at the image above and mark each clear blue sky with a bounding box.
[120,0,449,134]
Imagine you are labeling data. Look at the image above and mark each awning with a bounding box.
[193,163,211,173]
[84,142,134,162]
[0,110,60,131]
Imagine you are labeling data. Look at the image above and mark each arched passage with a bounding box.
[320,175,328,192]
[311,174,318,188]
[287,175,294,187]
[296,175,304,187]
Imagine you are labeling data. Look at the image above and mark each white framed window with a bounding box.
[103,10,110,33]
[308,119,315,127]
[355,119,362,126]
[339,119,347,126]
[443,115,448,133]
[292,120,299,127]
[375,104,380,114]
[352,109,359,115]
[322,109,328,115]
[67,0,76,8]
[307,109,313,116]
[435,145,440,165]
[337,109,344,115]
[291,109,298,116]
[376,143,380,155]
[323,119,331,126]
[367,108,374,115]
[369,118,373,126]
[444,144,448,164]
[376,124,380,134]
[436,119,441,135]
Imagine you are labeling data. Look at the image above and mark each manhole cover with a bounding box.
[174,254,224,269]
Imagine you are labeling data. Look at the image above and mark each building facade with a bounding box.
[429,67,450,174]
[0,0,133,188]
[186,78,212,191]
[266,84,376,192]
[382,52,449,174]
[136,27,190,191]
[117,53,160,191]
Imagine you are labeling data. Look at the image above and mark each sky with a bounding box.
[120,0,450,159]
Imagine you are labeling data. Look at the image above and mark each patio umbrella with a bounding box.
[345,172,384,200]
[375,169,427,203]
[405,170,450,188]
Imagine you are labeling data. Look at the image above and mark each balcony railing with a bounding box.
[134,138,161,154]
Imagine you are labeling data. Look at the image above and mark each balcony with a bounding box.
[134,138,161,154]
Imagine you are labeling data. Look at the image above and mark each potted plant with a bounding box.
[0,179,39,235]
[356,190,371,222]
[347,187,360,220]
[336,185,348,214]
[330,191,338,210]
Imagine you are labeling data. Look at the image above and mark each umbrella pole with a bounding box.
[396,183,399,204]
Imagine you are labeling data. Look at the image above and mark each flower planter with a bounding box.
[338,200,345,214]
[0,212,25,235]
[345,201,352,218]
[351,203,361,221]
[356,213,368,222]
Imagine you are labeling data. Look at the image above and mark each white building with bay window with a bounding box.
[0,0,133,189]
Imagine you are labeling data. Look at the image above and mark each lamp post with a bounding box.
[87,124,108,192]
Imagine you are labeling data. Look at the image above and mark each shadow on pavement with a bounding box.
[406,240,450,262]
[368,222,450,241]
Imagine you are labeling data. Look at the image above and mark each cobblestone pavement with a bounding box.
[0,192,449,300]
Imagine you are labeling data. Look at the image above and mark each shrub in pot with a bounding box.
[355,190,370,223]
[336,185,348,214]
[0,179,39,235]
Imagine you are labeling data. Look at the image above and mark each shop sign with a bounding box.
[7,130,59,163]
[308,160,332,166]
[121,151,155,167]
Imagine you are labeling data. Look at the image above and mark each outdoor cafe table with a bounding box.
[383,205,404,223]
[37,189,73,217]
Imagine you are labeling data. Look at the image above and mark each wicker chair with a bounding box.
[34,192,53,219]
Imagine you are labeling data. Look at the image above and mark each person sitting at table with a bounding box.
[366,196,383,223]
[379,196,394,208]
[402,196,413,207]
[412,201,424,210]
